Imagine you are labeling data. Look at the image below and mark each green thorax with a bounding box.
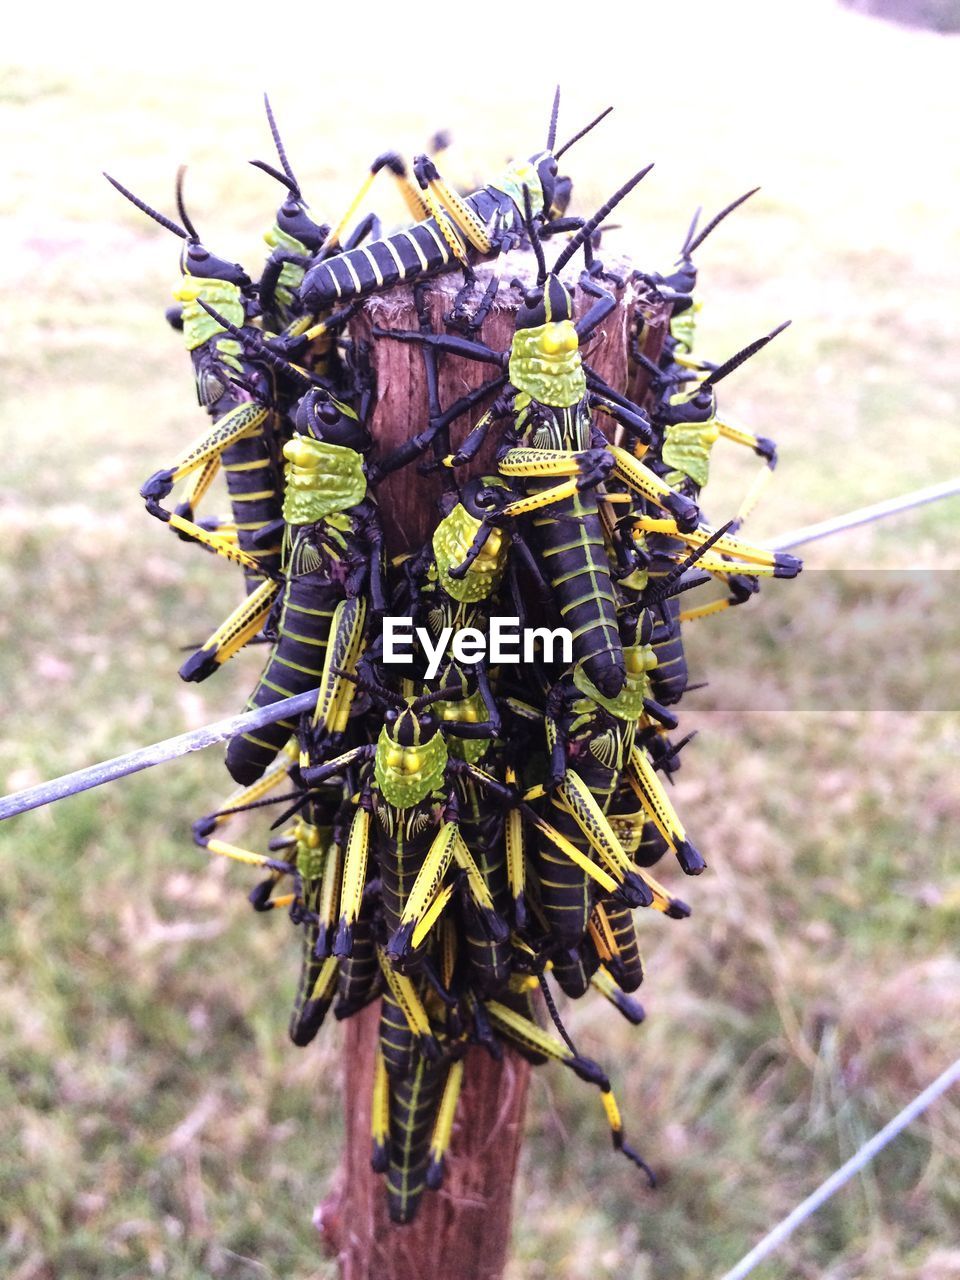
[509,320,586,408]
[668,301,701,356]
[573,644,658,721]
[272,262,305,320]
[489,160,544,220]
[437,689,492,764]
[264,222,308,257]
[661,394,720,489]
[294,821,330,883]
[433,503,507,602]
[174,277,245,351]
[214,337,244,375]
[264,224,309,320]
[374,722,448,809]
[282,433,367,525]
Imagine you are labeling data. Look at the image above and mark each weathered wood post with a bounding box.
[315,255,668,1279]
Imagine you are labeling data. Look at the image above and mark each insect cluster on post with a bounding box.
[108,87,802,1226]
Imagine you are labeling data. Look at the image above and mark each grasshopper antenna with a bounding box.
[552,163,654,274]
[554,106,614,161]
[175,166,200,242]
[546,85,561,151]
[330,666,407,711]
[700,320,791,391]
[644,522,735,605]
[679,206,702,258]
[103,173,188,239]
[409,683,476,713]
[249,158,299,195]
[263,91,299,189]
[685,187,760,257]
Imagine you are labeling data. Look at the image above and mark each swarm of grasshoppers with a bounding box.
[109,86,801,1225]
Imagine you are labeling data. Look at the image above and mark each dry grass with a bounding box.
[2,4,959,1276]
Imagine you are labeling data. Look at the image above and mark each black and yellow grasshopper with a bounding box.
[641,322,789,534]
[529,630,694,972]
[105,169,295,593]
[222,384,384,783]
[395,483,519,994]
[250,94,335,337]
[300,683,510,973]
[299,89,607,326]
[251,94,436,378]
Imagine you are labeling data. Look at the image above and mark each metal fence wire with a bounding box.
[718,1055,960,1279]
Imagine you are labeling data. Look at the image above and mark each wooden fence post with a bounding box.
[314,256,667,1279]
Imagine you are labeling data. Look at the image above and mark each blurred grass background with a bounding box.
[1,1,959,1276]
